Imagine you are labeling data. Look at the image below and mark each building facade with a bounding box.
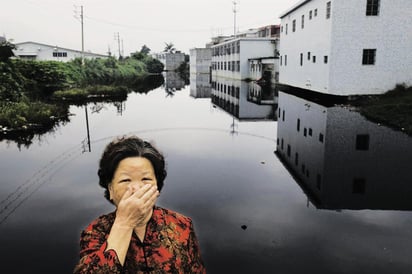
[211,38,278,81]
[155,52,186,71]
[279,0,412,95]
[13,41,107,62]
[190,48,212,75]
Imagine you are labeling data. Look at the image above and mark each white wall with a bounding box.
[279,0,332,93]
[279,0,412,95]
[14,42,106,62]
[330,0,412,94]
[190,48,212,74]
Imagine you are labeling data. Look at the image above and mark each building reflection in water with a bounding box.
[190,73,212,98]
[276,90,412,210]
[163,72,186,96]
[211,76,277,121]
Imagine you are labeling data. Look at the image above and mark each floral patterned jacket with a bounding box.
[73,206,206,273]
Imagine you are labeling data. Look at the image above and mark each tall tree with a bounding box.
[163,42,176,53]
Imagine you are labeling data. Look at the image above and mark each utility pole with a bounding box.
[233,1,237,37]
[114,32,121,59]
[81,5,84,64]
[74,5,85,64]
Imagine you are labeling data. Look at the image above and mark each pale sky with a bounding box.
[1,0,297,56]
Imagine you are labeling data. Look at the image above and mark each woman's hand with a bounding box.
[115,184,159,228]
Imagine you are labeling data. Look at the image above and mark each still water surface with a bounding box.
[1,73,412,274]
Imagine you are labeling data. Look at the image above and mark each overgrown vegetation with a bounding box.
[352,84,412,135]
[0,42,165,140]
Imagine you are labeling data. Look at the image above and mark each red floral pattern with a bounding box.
[74,206,206,273]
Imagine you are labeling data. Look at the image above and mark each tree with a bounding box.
[163,42,176,53]
[140,45,151,55]
[131,45,152,61]
[0,39,15,62]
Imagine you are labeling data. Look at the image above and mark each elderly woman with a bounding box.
[74,135,206,273]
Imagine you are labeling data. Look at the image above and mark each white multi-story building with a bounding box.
[13,41,107,62]
[279,0,412,95]
[155,52,186,71]
[276,91,412,210]
[211,37,278,81]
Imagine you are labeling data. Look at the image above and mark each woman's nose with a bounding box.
[130,180,144,190]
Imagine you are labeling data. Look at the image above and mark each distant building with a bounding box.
[190,48,212,75]
[13,41,108,62]
[279,0,412,95]
[211,37,279,81]
[155,52,185,71]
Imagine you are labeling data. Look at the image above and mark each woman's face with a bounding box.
[108,156,158,206]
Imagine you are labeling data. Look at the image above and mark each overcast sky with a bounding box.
[1,0,297,56]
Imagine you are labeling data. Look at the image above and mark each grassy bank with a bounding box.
[352,84,412,135]
[52,85,129,103]
[0,98,69,131]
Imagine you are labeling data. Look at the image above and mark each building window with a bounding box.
[286,24,288,35]
[292,20,296,32]
[287,145,291,157]
[295,153,299,166]
[300,53,303,66]
[307,52,311,60]
[362,49,376,65]
[314,9,318,17]
[285,55,288,66]
[297,118,300,131]
[280,56,283,66]
[52,51,67,57]
[281,138,284,150]
[312,56,316,63]
[303,128,307,137]
[281,25,283,33]
[282,110,285,121]
[309,128,313,136]
[356,134,370,150]
[319,133,324,143]
[326,2,331,19]
[353,178,366,194]
[301,15,305,29]
[366,0,380,16]
[324,56,328,64]
[309,10,313,20]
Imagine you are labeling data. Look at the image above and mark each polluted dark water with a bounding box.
[1,72,412,274]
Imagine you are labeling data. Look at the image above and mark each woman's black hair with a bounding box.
[98,135,167,202]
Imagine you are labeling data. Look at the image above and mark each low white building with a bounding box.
[211,37,279,81]
[155,52,186,71]
[279,0,412,95]
[13,41,107,62]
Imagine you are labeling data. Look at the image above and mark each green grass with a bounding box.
[353,84,412,135]
[0,98,68,130]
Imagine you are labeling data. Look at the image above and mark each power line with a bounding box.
[84,15,232,33]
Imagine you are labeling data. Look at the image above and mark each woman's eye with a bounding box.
[142,178,152,181]
[120,179,131,183]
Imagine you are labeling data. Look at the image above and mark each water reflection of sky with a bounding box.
[1,75,412,274]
